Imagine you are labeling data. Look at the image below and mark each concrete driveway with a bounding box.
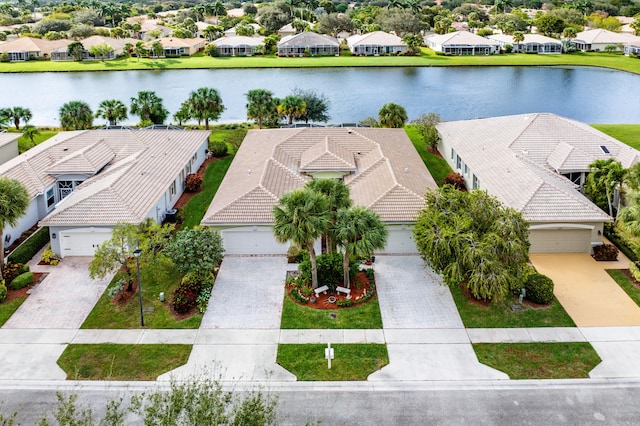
[3,257,111,329]
[530,253,640,327]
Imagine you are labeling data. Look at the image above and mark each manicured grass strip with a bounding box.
[182,155,233,228]
[474,342,601,379]
[3,51,640,75]
[0,296,27,327]
[450,284,575,328]
[81,258,201,329]
[280,293,383,329]
[58,344,191,381]
[16,131,57,153]
[592,124,640,151]
[607,269,640,307]
[405,125,452,186]
[277,344,388,381]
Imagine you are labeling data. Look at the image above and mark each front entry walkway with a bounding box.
[530,253,640,327]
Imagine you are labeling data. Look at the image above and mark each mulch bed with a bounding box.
[172,156,219,210]
[621,269,640,289]
[460,282,550,309]
[287,271,374,310]
[4,272,46,303]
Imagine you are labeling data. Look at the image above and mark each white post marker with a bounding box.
[325,343,334,369]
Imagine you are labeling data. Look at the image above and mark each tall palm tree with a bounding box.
[273,188,331,289]
[585,158,625,218]
[246,89,277,129]
[277,96,306,125]
[21,124,39,147]
[335,206,388,288]
[378,102,407,128]
[183,87,225,130]
[6,107,32,130]
[95,99,128,126]
[0,177,30,279]
[59,100,93,130]
[130,91,168,126]
[512,31,524,53]
[305,179,352,253]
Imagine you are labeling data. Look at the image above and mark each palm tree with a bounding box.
[134,41,146,62]
[150,40,164,58]
[585,158,625,218]
[277,96,306,125]
[273,188,331,289]
[59,100,93,130]
[493,0,513,13]
[95,99,128,126]
[0,177,30,279]
[562,27,577,39]
[305,179,351,253]
[130,91,168,126]
[335,206,388,288]
[5,107,31,130]
[21,124,39,147]
[378,102,407,128]
[512,31,524,53]
[183,87,225,130]
[246,89,277,129]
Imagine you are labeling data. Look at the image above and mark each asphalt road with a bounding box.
[1,381,639,425]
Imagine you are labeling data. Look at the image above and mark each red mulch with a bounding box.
[429,147,443,157]
[4,272,46,303]
[287,271,375,310]
[172,156,219,210]
[622,269,640,289]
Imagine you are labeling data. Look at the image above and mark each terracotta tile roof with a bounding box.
[202,128,437,225]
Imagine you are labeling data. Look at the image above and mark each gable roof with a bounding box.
[436,113,639,223]
[278,32,339,47]
[213,35,265,47]
[202,128,437,225]
[347,31,405,47]
[426,31,499,47]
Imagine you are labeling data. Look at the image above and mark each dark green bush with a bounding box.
[604,224,636,261]
[299,253,357,292]
[20,264,30,274]
[7,227,50,265]
[0,283,6,303]
[172,272,213,314]
[290,288,308,304]
[525,273,554,305]
[209,141,228,157]
[364,268,374,281]
[9,272,33,290]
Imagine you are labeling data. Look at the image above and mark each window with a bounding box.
[193,152,198,161]
[472,175,479,189]
[57,180,74,200]
[170,181,177,198]
[46,188,55,209]
[456,155,462,170]
[600,145,610,154]
[464,164,469,175]
[451,148,455,160]
[180,170,185,185]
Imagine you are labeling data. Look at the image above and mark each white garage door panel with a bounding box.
[60,228,113,257]
[529,229,591,253]
[378,228,417,254]
[222,228,289,255]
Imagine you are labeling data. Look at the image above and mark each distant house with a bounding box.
[488,33,562,54]
[571,29,637,51]
[277,22,312,38]
[224,23,261,37]
[438,113,640,253]
[213,35,264,56]
[346,31,407,56]
[0,133,19,165]
[50,36,138,61]
[151,37,205,56]
[0,37,69,61]
[277,32,339,56]
[426,31,499,55]
[138,20,173,40]
[0,130,210,258]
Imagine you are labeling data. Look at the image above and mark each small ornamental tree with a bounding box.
[0,178,30,279]
[411,112,441,152]
[163,226,224,276]
[378,102,407,128]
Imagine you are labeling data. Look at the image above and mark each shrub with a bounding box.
[175,208,186,224]
[20,264,30,274]
[1,262,24,284]
[476,28,493,37]
[524,273,554,305]
[299,253,345,292]
[300,285,313,297]
[444,172,466,190]
[173,271,214,314]
[630,262,640,282]
[185,173,203,193]
[337,298,353,307]
[107,278,126,299]
[593,243,618,261]
[7,226,50,265]
[290,288,308,304]
[41,245,60,265]
[209,141,228,157]
[9,272,33,290]
[504,44,513,53]
[286,245,307,263]
[173,286,198,314]
[0,283,6,303]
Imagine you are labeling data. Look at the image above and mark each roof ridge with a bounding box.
[347,157,386,184]
[507,113,541,150]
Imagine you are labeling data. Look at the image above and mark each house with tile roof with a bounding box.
[1,129,209,258]
[488,33,562,53]
[201,128,437,255]
[150,37,205,56]
[0,37,69,61]
[571,28,639,52]
[277,32,339,56]
[213,35,265,56]
[426,31,499,55]
[50,36,138,61]
[346,31,407,56]
[437,113,640,253]
[0,133,19,165]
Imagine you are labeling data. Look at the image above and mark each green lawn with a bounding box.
[0,296,27,327]
[405,125,452,186]
[277,343,388,381]
[16,131,57,153]
[81,257,201,329]
[474,342,601,379]
[280,293,383,329]
[607,269,640,307]
[3,51,640,75]
[592,124,640,151]
[450,283,576,328]
[58,344,191,381]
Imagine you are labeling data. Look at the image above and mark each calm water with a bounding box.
[1,66,639,126]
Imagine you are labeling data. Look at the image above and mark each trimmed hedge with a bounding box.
[7,227,50,265]
[209,141,228,157]
[0,284,6,303]
[9,272,33,290]
[525,273,554,305]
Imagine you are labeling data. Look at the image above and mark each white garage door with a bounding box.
[59,228,113,257]
[529,229,592,253]
[377,226,418,254]
[221,227,290,255]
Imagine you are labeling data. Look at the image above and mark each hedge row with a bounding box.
[7,227,50,265]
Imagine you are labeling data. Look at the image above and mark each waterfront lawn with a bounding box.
[405,125,452,186]
[277,344,388,381]
[58,344,191,380]
[607,269,640,308]
[474,342,601,379]
[280,293,383,329]
[591,124,640,151]
[81,257,202,329]
[450,283,576,328]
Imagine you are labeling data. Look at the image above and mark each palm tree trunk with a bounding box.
[343,249,350,289]
[0,228,5,278]
[205,118,209,130]
[258,117,263,129]
[308,244,319,289]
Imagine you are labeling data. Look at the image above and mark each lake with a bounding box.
[1,66,639,126]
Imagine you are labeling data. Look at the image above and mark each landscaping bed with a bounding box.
[607,269,640,307]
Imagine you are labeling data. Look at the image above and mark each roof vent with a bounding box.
[600,145,610,154]
[347,129,352,134]
[248,169,251,175]
[404,167,409,173]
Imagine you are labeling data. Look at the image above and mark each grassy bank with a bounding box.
[2,50,640,75]
[592,124,640,150]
